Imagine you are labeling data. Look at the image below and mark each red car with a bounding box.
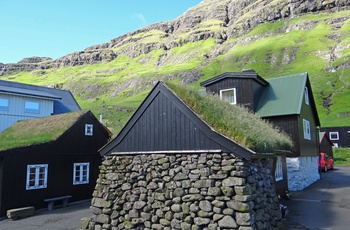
[319,152,334,172]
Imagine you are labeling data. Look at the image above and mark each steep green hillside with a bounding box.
[2,0,350,135]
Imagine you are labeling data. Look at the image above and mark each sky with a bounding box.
[0,0,202,64]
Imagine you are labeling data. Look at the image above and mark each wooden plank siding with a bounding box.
[205,77,265,112]
[111,92,225,152]
[264,115,300,156]
[321,126,350,148]
[100,82,253,160]
[0,111,110,216]
[0,94,54,132]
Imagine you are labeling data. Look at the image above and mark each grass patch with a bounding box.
[166,82,293,153]
[334,148,350,166]
[0,111,86,151]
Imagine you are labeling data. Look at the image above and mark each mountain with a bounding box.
[1,0,350,134]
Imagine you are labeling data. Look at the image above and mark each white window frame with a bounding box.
[0,97,9,111]
[304,87,309,105]
[73,163,90,185]
[329,132,339,140]
[25,101,40,113]
[85,124,93,136]
[275,156,283,181]
[303,119,311,140]
[26,164,48,190]
[219,88,237,105]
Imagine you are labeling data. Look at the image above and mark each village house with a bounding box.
[0,80,80,133]
[0,110,112,217]
[319,132,334,158]
[200,70,321,191]
[321,126,350,148]
[82,82,292,229]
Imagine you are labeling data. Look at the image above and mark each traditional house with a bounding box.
[83,82,292,229]
[0,80,80,133]
[321,126,350,148]
[0,110,112,216]
[319,132,334,158]
[200,70,321,191]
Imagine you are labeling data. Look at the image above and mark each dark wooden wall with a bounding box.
[321,126,350,148]
[0,113,109,216]
[205,77,265,112]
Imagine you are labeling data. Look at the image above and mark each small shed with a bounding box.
[319,132,333,158]
[0,110,112,216]
[84,82,292,229]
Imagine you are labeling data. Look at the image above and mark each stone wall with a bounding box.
[82,153,282,230]
[287,156,320,191]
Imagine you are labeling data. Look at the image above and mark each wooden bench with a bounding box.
[43,195,72,211]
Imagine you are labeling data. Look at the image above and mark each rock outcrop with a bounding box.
[2,0,350,75]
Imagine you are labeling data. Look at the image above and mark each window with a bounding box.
[73,163,90,185]
[303,119,311,140]
[275,156,283,181]
[329,132,339,140]
[26,164,48,190]
[220,88,236,105]
[304,87,309,105]
[85,124,93,136]
[25,101,40,113]
[0,98,9,111]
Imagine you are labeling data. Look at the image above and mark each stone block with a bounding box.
[7,206,34,220]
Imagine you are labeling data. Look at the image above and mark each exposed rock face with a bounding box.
[2,0,350,76]
[82,153,282,229]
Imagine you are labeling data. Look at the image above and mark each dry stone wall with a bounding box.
[83,153,282,230]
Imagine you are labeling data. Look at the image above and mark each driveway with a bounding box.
[283,166,350,230]
[0,200,92,230]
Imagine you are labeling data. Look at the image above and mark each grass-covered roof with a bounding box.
[166,82,293,153]
[0,110,86,151]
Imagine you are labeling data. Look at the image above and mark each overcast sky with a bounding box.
[0,0,202,64]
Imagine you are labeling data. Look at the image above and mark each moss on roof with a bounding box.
[166,82,293,153]
[0,110,86,151]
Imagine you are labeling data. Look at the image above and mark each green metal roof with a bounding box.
[256,72,308,117]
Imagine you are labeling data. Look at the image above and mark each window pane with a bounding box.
[220,88,236,104]
[26,164,47,190]
[0,98,9,110]
[25,101,40,113]
[85,124,93,136]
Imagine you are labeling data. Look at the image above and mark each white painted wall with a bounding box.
[0,93,54,132]
[287,156,320,191]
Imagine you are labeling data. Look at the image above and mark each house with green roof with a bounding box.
[0,110,112,216]
[201,69,321,191]
[84,81,292,229]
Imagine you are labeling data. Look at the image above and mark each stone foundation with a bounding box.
[83,153,282,229]
[287,156,320,191]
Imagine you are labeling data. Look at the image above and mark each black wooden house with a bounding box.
[0,110,112,216]
[319,132,333,158]
[321,126,350,148]
[200,70,321,191]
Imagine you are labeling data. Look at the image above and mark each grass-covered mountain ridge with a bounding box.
[1,0,350,134]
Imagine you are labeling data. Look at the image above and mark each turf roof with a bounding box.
[0,110,86,151]
[166,82,293,153]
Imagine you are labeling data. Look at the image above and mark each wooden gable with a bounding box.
[100,82,254,160]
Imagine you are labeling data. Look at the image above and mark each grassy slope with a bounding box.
[2,11,350,135]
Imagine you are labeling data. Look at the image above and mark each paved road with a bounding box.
[0,200,92,230]
[283,166,350,230]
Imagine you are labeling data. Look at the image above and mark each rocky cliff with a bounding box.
[2,0,350,75]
